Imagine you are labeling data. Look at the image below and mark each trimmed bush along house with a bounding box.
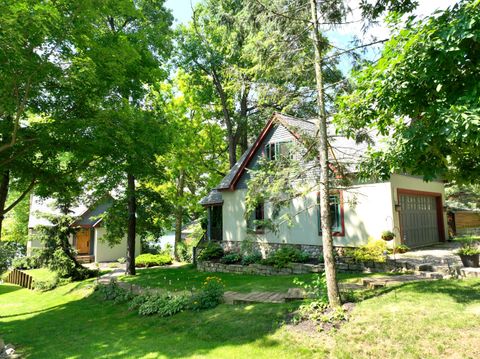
[200,113,448,258]
[27,196,140,263]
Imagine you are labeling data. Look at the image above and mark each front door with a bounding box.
[76,228,91,255]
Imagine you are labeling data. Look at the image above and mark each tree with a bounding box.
[335,0,480,185]
[241,0,418,307]
[150,75,227,260]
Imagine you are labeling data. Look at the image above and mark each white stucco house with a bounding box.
[27,196,141,263]
[200,113,448,256]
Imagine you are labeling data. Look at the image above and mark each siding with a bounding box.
[222,181,394,248]
[455,212,480,229]
[94,227,141,262]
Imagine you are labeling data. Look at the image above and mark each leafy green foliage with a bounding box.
[197,242,224,261]
[0,241,26,273]
[190,276,225,311]
[220,252,243,264]
[32,214,97,280]
[137,293,190,317]
[261,246,310,268]
[345,239,388,263]
[241,252,263,266]
[135,253,173,268]
[12,254,42,271]
[336,0,480,184]
[456,245,480,256]
[294,273,328,303]
[392,244,410,254]
[97,280,136,304]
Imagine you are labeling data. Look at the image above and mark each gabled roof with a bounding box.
[200,112,374,205]
[29,195,112,228]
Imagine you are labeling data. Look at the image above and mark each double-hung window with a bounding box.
[317,193,343,235]
[265,142,292,161]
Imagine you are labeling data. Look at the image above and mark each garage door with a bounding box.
[399,194,440,248]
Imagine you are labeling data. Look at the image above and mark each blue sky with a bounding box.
[165,0,459,73]
[165,0,199,24]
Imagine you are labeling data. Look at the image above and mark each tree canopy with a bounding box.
[336,0,480,184]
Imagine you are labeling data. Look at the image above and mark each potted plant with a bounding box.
[456,245,480,268]
[381,230,395,242]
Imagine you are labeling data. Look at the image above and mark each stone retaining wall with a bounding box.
[197,258,414,276]
[197,261,324,275]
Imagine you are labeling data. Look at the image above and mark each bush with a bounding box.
[33,276,60,292]
[137,293,190,317]
[261,246,310,268]
[197,242,224,261]
[241,252,263,265]
[293,273,328,303]
[190,276,225,310]
[135,253,173,268]
[117,257,126,264]
[96,280,135,304]
[392,244,410,254]
[220,252,242,264]
[12,254,41,270]
[346,239,388,263]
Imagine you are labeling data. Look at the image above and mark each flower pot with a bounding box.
[381,235,394,242]
[459,254,480,268]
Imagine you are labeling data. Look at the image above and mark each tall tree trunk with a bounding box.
[126,172,136,275]
[174,169,185,261]
[310,0,341,307]
[0,170,10,240]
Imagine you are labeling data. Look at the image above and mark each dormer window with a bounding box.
[265,141,292,161]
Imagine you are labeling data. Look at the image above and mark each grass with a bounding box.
[454,235,480,244]
[1,277,479,358]
[24,268,58,282]
[119,264,391,293]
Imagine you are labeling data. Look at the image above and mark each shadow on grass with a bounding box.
[399,279,480,304]
[1,289,301,358]
[0,284,22,295]
[346,278,480,304]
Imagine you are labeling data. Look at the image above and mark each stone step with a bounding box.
[461,267,480,278]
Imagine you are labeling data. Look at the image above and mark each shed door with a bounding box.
[399,194,440,248]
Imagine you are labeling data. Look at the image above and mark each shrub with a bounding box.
[346,239,388,263]
[293,273,328,303]
[137,293,189,317]
[241,252,263,265]
[262,246,310,268]
[190,276,224,310]
[117,257,126,264]
[135,253,172,268]
[12,254,41,270]
[220,252,242,264]
[96,280,135,304]
[33,275,59,292]
[392,244,410,254]
[197,242,224,261]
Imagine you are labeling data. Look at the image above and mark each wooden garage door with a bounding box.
[399,194,440,248]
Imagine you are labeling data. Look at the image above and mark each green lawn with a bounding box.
[119,264,388,293]
[1,276,479,358]
[24,268,58,282]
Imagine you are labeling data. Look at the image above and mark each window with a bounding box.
[317,193,343,235]
[265,142,292,161]
[248,203,265,233]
